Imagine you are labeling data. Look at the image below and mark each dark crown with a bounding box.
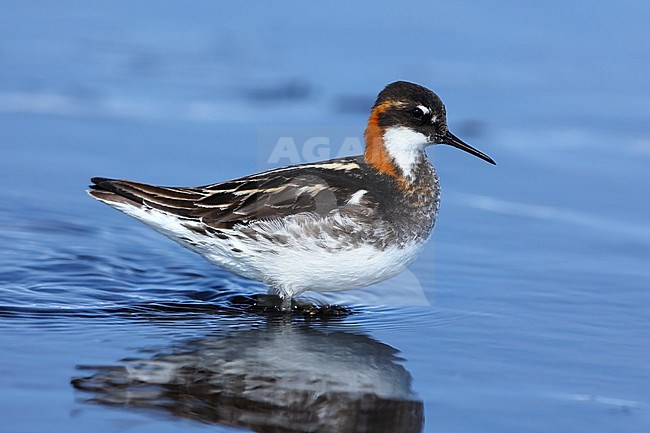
[374,81,444,112]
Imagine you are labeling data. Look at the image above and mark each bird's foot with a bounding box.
[230,293,353,318]
[280,296,292,312]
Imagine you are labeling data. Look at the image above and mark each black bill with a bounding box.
[443,131,496,165]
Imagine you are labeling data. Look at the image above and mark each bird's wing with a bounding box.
[89,157,375,229]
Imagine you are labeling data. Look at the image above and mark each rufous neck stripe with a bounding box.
[364,102,399,178]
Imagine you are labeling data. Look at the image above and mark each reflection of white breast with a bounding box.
[73,324,424,433]
[127,330,415,400]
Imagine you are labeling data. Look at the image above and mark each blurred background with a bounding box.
[1,1,649,432]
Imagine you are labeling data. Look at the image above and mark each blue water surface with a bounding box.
[1,1,649,432]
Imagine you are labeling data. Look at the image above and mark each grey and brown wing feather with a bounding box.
[89,157,376,229]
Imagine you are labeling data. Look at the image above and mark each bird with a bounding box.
[88,81,495,311]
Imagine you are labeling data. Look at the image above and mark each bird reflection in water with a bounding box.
[72,320,423,432]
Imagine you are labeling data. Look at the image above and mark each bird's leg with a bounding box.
[267,287,293,312]
[280,295,292,312]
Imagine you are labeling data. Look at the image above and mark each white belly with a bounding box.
[202,214,428,298]
[230,240,426,298]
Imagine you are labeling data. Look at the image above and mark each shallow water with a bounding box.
[2,1,650,432]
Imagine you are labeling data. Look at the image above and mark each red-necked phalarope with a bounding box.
[89,81,495,311]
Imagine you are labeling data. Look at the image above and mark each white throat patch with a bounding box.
[382,126,428,179]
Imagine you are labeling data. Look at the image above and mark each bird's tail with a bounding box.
[87,177,208,217]
[87,177,148,207]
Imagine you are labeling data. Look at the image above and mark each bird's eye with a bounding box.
[410,107,425,119]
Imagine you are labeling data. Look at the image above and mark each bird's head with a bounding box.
[364,81,495,180]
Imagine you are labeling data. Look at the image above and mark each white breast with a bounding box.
[217,213,427,298]
[250,240,424,297]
